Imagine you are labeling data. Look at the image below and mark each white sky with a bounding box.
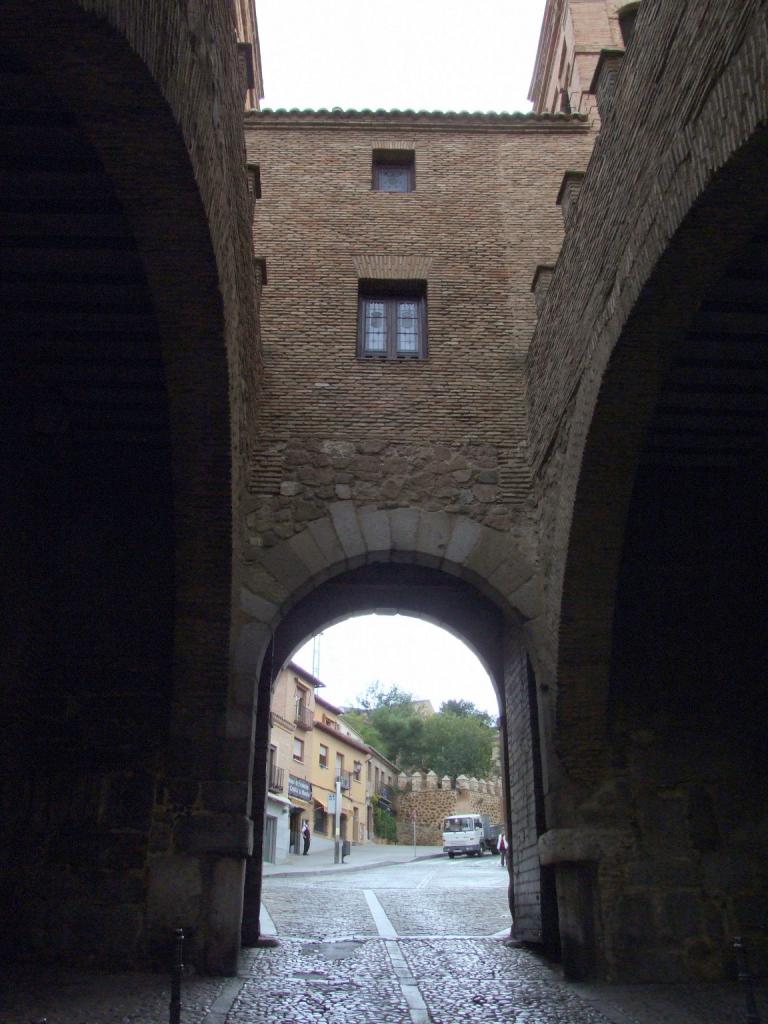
[256,0,547,114]
[292,615,500,718]
[258,2,542,719]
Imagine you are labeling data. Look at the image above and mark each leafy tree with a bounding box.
[439,699,496,728]
[420,710,494,781]
[340,708,385,751]
[342,685,496,779]
[370,704,424,768]
[371,795,397,842]
[358,681,415,710]
[343,683,424,768]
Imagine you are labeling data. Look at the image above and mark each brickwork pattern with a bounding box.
[524,0,768,984]
[0,0,261,976]
[529,0,768,468]
[244,112,592,549]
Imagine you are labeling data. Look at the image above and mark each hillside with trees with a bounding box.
[342,683,496,781]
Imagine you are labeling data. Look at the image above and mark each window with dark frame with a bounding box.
[372,149,415,192]
[358,279,427,360]
[319,744,329,769]
[246,164,262,199]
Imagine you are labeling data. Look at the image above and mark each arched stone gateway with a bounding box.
[234,511,558,953]
[0,0,259,975]
[528,0,768,983]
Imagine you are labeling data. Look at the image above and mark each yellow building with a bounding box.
[310,695,369,844]
[266,663,322,859]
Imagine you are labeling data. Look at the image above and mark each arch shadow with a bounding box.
[0,0,255,974]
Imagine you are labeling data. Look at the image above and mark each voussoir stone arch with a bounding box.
[239,504,541,637]
[239,507,551,952]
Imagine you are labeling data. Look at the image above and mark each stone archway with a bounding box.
[233,508,558,954]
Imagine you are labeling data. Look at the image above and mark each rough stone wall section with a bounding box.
[396,787,502,846]
[248,438,521,540]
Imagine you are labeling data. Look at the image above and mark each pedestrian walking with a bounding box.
[302,820,311,855]
[497,831,507,867]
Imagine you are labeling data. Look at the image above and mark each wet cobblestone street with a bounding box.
[229,938,614,1024]
[3,854,767,1023]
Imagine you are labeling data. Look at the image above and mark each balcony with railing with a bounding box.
[294,703,313,730]
[377,782,394,803]
[268,765,284,792]
[337,771,352,791]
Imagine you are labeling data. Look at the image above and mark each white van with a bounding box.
[442,814,496,858]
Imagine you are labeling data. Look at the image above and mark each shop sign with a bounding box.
[288,775,312,801]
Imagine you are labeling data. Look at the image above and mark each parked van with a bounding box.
[442,814,500,858]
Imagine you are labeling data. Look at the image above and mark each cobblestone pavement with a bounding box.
[229,938,615,1024]
[3,854,766,1024]
[375,886,510,936]
[260,883,380,939]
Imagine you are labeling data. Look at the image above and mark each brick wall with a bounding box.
[244,111,593,559]
[0,0,260,975]
[526,0,768,982]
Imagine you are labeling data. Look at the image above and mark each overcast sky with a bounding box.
[258,2,544,718]
[256,0,548,114]
[292,615,501,718]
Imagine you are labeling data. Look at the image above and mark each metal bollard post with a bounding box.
[170,928,184,1024]
[734,936,761,1024]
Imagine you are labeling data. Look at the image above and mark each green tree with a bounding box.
[420,710,493,780]
[342,686,495,779]
[358,681,415,710]
[439,699,496,728]
[343,682,425,768]
[341,709,385,751]
[370,703,424,768]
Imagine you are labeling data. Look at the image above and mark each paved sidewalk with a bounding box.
[261,839,445,878]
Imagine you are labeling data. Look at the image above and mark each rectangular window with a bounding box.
[353,760,362,781]
[372,149,415,192]
[246,163,262,199]
[293,737,304,762]
[319,744,329,769]
[358,279,427,359]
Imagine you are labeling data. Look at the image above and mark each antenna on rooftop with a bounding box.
[312,632,323,678]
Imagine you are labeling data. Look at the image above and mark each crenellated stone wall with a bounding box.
[395,774,503,845]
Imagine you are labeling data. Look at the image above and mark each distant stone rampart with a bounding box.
[395,772,503,845]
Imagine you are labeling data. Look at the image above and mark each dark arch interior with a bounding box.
[0,45,175,963]
[260,562,506,690]
[608,209,768,977]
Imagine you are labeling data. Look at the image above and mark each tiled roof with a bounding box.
[249,106,587,123]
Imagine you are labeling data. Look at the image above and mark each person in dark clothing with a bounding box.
[302,820,311,855]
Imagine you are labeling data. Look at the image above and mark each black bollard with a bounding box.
[734,936,761,1024]
[170,928,184,1024]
